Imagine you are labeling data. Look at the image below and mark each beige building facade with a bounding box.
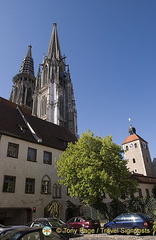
[0,97,79,225]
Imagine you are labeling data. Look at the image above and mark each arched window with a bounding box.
[22,86,25,104]
[43,65,48,86]
[126,146,128,151]
[59,96,64,118]
[53,184,61,198]
[26,88,32,107]
[41,175,51,194]
[41,96,47,116]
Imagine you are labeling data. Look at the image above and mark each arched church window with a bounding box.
[59,69,65,87]
[22,86,25,104]
[59,96,64,118]
[41,96,47,116]
[26,88,32,107]
[41,175,51,194]
[43,65,48,86]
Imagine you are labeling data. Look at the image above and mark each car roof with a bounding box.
[116,213,151,218]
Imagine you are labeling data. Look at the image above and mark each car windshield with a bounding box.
[82,217,93,221]
[49,221,61,227]
[139,214,151,220]
[49,218,66,227]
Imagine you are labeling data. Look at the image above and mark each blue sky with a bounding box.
[0,0,156,159]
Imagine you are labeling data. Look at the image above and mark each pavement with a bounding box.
[70,233,156,240]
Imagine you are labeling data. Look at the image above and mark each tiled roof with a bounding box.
[0,97,77,150]
[131,174,156,184]
[122,134,147,145]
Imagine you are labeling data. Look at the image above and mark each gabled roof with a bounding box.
[122,134,147,145]
[0,97,77,150]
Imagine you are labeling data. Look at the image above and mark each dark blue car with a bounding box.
[104,213,153,236]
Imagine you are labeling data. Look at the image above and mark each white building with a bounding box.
[0,97,78,225]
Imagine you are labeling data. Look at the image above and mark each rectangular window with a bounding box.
[27,148,37,162]
[7,142,19,158]
[43,151,52,165]
[3,176,16,192]
[53,184,61,198]
[138,188,143,197]
[25,178,35,194]
[145,189,150,197]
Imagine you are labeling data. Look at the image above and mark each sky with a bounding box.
[0,0,156,159]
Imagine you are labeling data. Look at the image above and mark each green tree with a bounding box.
[152,185,156,198]
[56,131,137,210]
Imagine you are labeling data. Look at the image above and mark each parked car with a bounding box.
[104,213,153,236]
[67,216,101,233]
[0,226,29,237]
[0,227,66,240]
[27,218,73,239]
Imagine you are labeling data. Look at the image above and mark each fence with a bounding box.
[80,197,156,221]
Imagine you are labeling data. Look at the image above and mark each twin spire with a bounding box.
[10,23,78,137]
[19,45,34,76]
[20,23,61,76]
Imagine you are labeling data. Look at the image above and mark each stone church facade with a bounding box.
[10,23,78,138]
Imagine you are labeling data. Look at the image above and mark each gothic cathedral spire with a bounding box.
[10,45,36,109]
[10,24,78,137]
[32,23,78,137]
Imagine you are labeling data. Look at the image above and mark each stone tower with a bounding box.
[32,23,78,137]
[122,123,154,177]
[10,45,35,109]
[10,23,78,137]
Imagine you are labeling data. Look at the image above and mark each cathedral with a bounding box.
[10,23,78,137]
[0,23,79,224]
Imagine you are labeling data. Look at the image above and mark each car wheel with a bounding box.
[105,226,112,235]
[133,227,142,236]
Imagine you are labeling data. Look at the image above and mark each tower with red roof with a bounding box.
[122,122,154,177]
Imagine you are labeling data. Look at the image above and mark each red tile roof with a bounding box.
[122,134,147,145]
[0,97,77,150]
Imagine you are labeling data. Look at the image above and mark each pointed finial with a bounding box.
[27,45,32,57]
[128,118,136,135]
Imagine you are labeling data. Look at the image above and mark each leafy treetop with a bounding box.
[56,131,137,208]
